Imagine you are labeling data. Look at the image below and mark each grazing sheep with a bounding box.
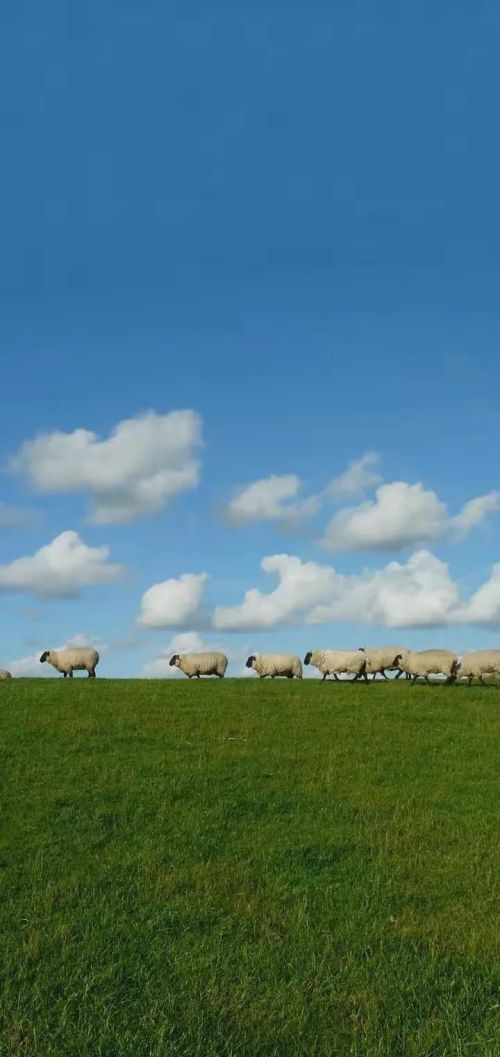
[245,654,302,679]
[395,649,459,685]
[358,646,411,681]
[303,649,366,681]
[458,650,500,686]
[0,669,12,680]
[40,648,99,678]
[169,652,228,678]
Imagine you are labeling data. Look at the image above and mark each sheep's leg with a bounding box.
[425,675,431,685]
[322,673,328,681]
[478,674,485,685]
[394,669,403,680]
[333,674,339,681]
[67,671,73,679]
[412,675,419,684]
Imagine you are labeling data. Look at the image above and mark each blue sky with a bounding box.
[1,0,500,676]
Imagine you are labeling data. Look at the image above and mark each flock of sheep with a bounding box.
[167,645,500,683]
[1,644,499,684]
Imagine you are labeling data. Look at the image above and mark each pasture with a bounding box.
[0,678,499,1056]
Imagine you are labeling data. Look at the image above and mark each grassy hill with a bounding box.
[1,678,499,1056]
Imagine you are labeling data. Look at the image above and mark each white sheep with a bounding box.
[395,649,459,684]
[457,650,500,686]
[169,652,228,678]
[245,653,302,679]
[358,646,411,681]
[0,669,12,680]
[40,648,100,678]
[303,649,366,681]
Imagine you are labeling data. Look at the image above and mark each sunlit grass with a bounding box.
[1,678,499,1056]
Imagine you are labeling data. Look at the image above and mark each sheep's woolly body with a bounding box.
[172,652,228,678]
[41,648,99,678]
[359,646,410,678]
[305,649,365,680]
[399,649,459,682]
[247,653,302,679]
[458,650,500,684]
[0,669,12,680]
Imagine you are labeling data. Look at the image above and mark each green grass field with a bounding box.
[1,678,499,1057]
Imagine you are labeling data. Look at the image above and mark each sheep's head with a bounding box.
[358,647,365,652]
[245,655,256,669]
[169,654,180,667]
[393,654,403,666]
[303,651,312,665]
[40,651,50,664]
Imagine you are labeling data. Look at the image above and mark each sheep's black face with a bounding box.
[169,654,179,667]
[358,647,365,652]
[40,651,49,663]
[303,652,312,665]
[245,656,255,669]
[393,655,402,666]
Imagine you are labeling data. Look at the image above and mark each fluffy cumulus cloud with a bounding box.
[454,564,500,627]
[9,410,202,524]
[214,554,341,630]
[137,572,209,628]
[220,453,500,553]
[213,550,464,631]
[221,474,318,528]
[308,550,460,628]
[326,452,382,500]
[451,491,500,538]
[0,530,121,598]
[322,482,448,552]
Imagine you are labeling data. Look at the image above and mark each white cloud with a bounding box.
[137,571,209,628]
[0,530,121,598]
[9,409,202,524]
[213,550,461,631]
[221,474,318,528]
[326,452,382,500]
[451,491,500,538]
[214,554,341,631]
[308,550,460,628]
[322,482,447,552]
[454,564,500,627]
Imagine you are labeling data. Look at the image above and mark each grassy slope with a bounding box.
[0,678,499,1057]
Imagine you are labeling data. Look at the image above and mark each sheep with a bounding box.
[357,646,411,681]
[0,669,12,680]
[303,649,366,681]
[457,650,500,686]
[394,649,459,685]
[169,652,228,678]
[40,648,99,678]
[245,654,302,679]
